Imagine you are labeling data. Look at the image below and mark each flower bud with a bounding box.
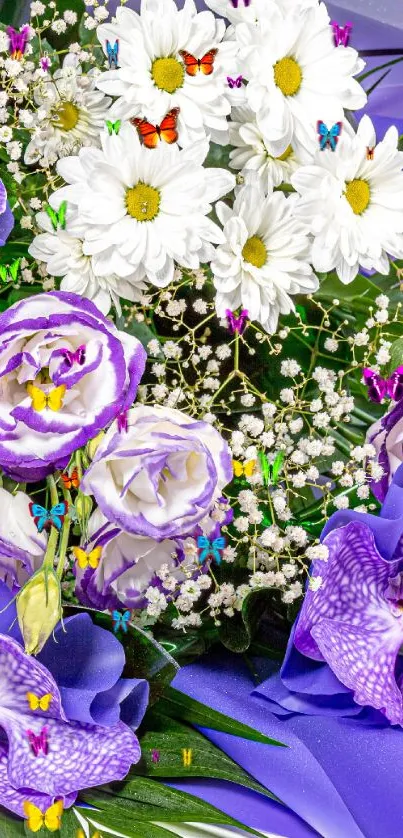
[16,568,61,655]
[86,431,105,461]
[75,492,93,531]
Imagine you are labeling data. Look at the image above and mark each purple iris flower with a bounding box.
[0,581,148,819]
[259,463,403,726]
[0,180,14,246]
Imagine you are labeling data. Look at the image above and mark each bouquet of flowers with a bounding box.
[0,0,402,835]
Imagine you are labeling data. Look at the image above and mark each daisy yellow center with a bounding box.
[52,101,80,131]
[151,57,184,93]
[125,182,160,222]
[344,179,371,215]
[242,236,267,268]
[273,57,302,96]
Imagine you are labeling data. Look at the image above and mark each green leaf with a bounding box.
[154,686,286,747]
[133,711,281,804]
[0,0,26,26]
[116,313,161,354]
[389,337,403,373]
[204,142,231,170]
[78,778,263,835]
[0,806,25,837]
[218,588,275,654]
[317,272,379,306]
[63,605,179,703]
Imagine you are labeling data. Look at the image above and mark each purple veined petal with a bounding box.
[0,180,7,216]
[311,619,403,725]
[0,203,14,246]
[0,635,66,721]
[0,740,76,818]
[294,521,403,724]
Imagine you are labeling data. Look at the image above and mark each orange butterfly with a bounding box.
[131,108,180,149]
[366,146,375,160]
[61,468,80,490]
[179,49,217,76]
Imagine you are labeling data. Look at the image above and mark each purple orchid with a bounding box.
[0,180,14,247]
[0,581,148,818]
[265,463,403,726]
[367,397,403,502]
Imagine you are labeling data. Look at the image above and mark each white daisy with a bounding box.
[96,0,238,147]
[229,105,315,193]
[234,0,366,152]
[28,209,148,315]
[204,0,319,28]
[49,122,235,287]
[24,54,112,167]
[291,115,403,283]
[211,184,318,334]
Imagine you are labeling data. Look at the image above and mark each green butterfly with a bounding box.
[259,450,285,487]
[106,119,121,135]
[46,201,67,231]
[0,258,20,284]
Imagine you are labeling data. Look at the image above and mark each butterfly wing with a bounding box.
[29,503,49,532]
[8,258,20,282]
[88,546,102,569]
[49,501,68,532]
[121,609,131,631]
[227,76,235,88]
[70,467,80,488]
[58,201,67,229]
[106,119,113,135]
[244,459,256,477]
[0,266,8,283]
[387,367,403,402]
[317,120,329,150]
[73,547,89,569]
[44,799,63,832]
[112,610,122,631]
[23,801,44,832]
[179,50,199,76]
[197,535,209,549]
[232,460,243,477]
[47,384,66,411]
[39,693,53,711]
[363,369,386,402]
[272,450,285,484]
[159,108,180,145]
[199,49,218,75]
[45,205,58,230]
[328,121,342,150]
[132,117,159,149]
[213,537,226,551]
[27,383,47,411]
[61,472,72,489]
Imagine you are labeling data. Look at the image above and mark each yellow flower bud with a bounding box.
[75,492,93,531]
[16,568,62,656]
[86,431,105,461]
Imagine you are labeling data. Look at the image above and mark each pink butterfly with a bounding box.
[151,749,160,763]
[230,0,251,6]
[227,75,243,88]
[226,309,249,335]
[363,366,403,403]
[62,345,86,368]
[331,21,352,47]
[117,410,129,433]
[26,726,49,757]
[7,25,30,59]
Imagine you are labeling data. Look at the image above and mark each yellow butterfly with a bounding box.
[26,383,66,412]
[26,692,53,712]
[73,546,102,570]
[23,799,63,832]
[232,459,256,478]
[76,831,102,838]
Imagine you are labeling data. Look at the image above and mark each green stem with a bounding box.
[47,474,59,507]
[56,516,71,580]
[42,527,59,570]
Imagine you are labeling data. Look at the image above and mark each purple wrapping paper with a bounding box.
[172,650,403,838]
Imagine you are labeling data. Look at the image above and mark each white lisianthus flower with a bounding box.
[29,208,148,315]
[96,0,238,146]
[229,105,315,193]
[211,184,318,334]
[0,489,47,587]
[234,0,366,152]
[49,123,235,287]
[24,54,112,167]
[291,115,403,283]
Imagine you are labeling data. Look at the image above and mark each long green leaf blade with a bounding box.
[156,686,286,747]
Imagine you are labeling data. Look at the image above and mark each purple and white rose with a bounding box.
[80,404,233,540]
[0,179,14,246]
[0,291,146,482]
[75,508,185,610]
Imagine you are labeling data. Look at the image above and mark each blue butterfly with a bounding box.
[106,39,119,69]
[112,610,131,633]
[197,535,226,565]
[29,501,68,533]
[317,120,342,151]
